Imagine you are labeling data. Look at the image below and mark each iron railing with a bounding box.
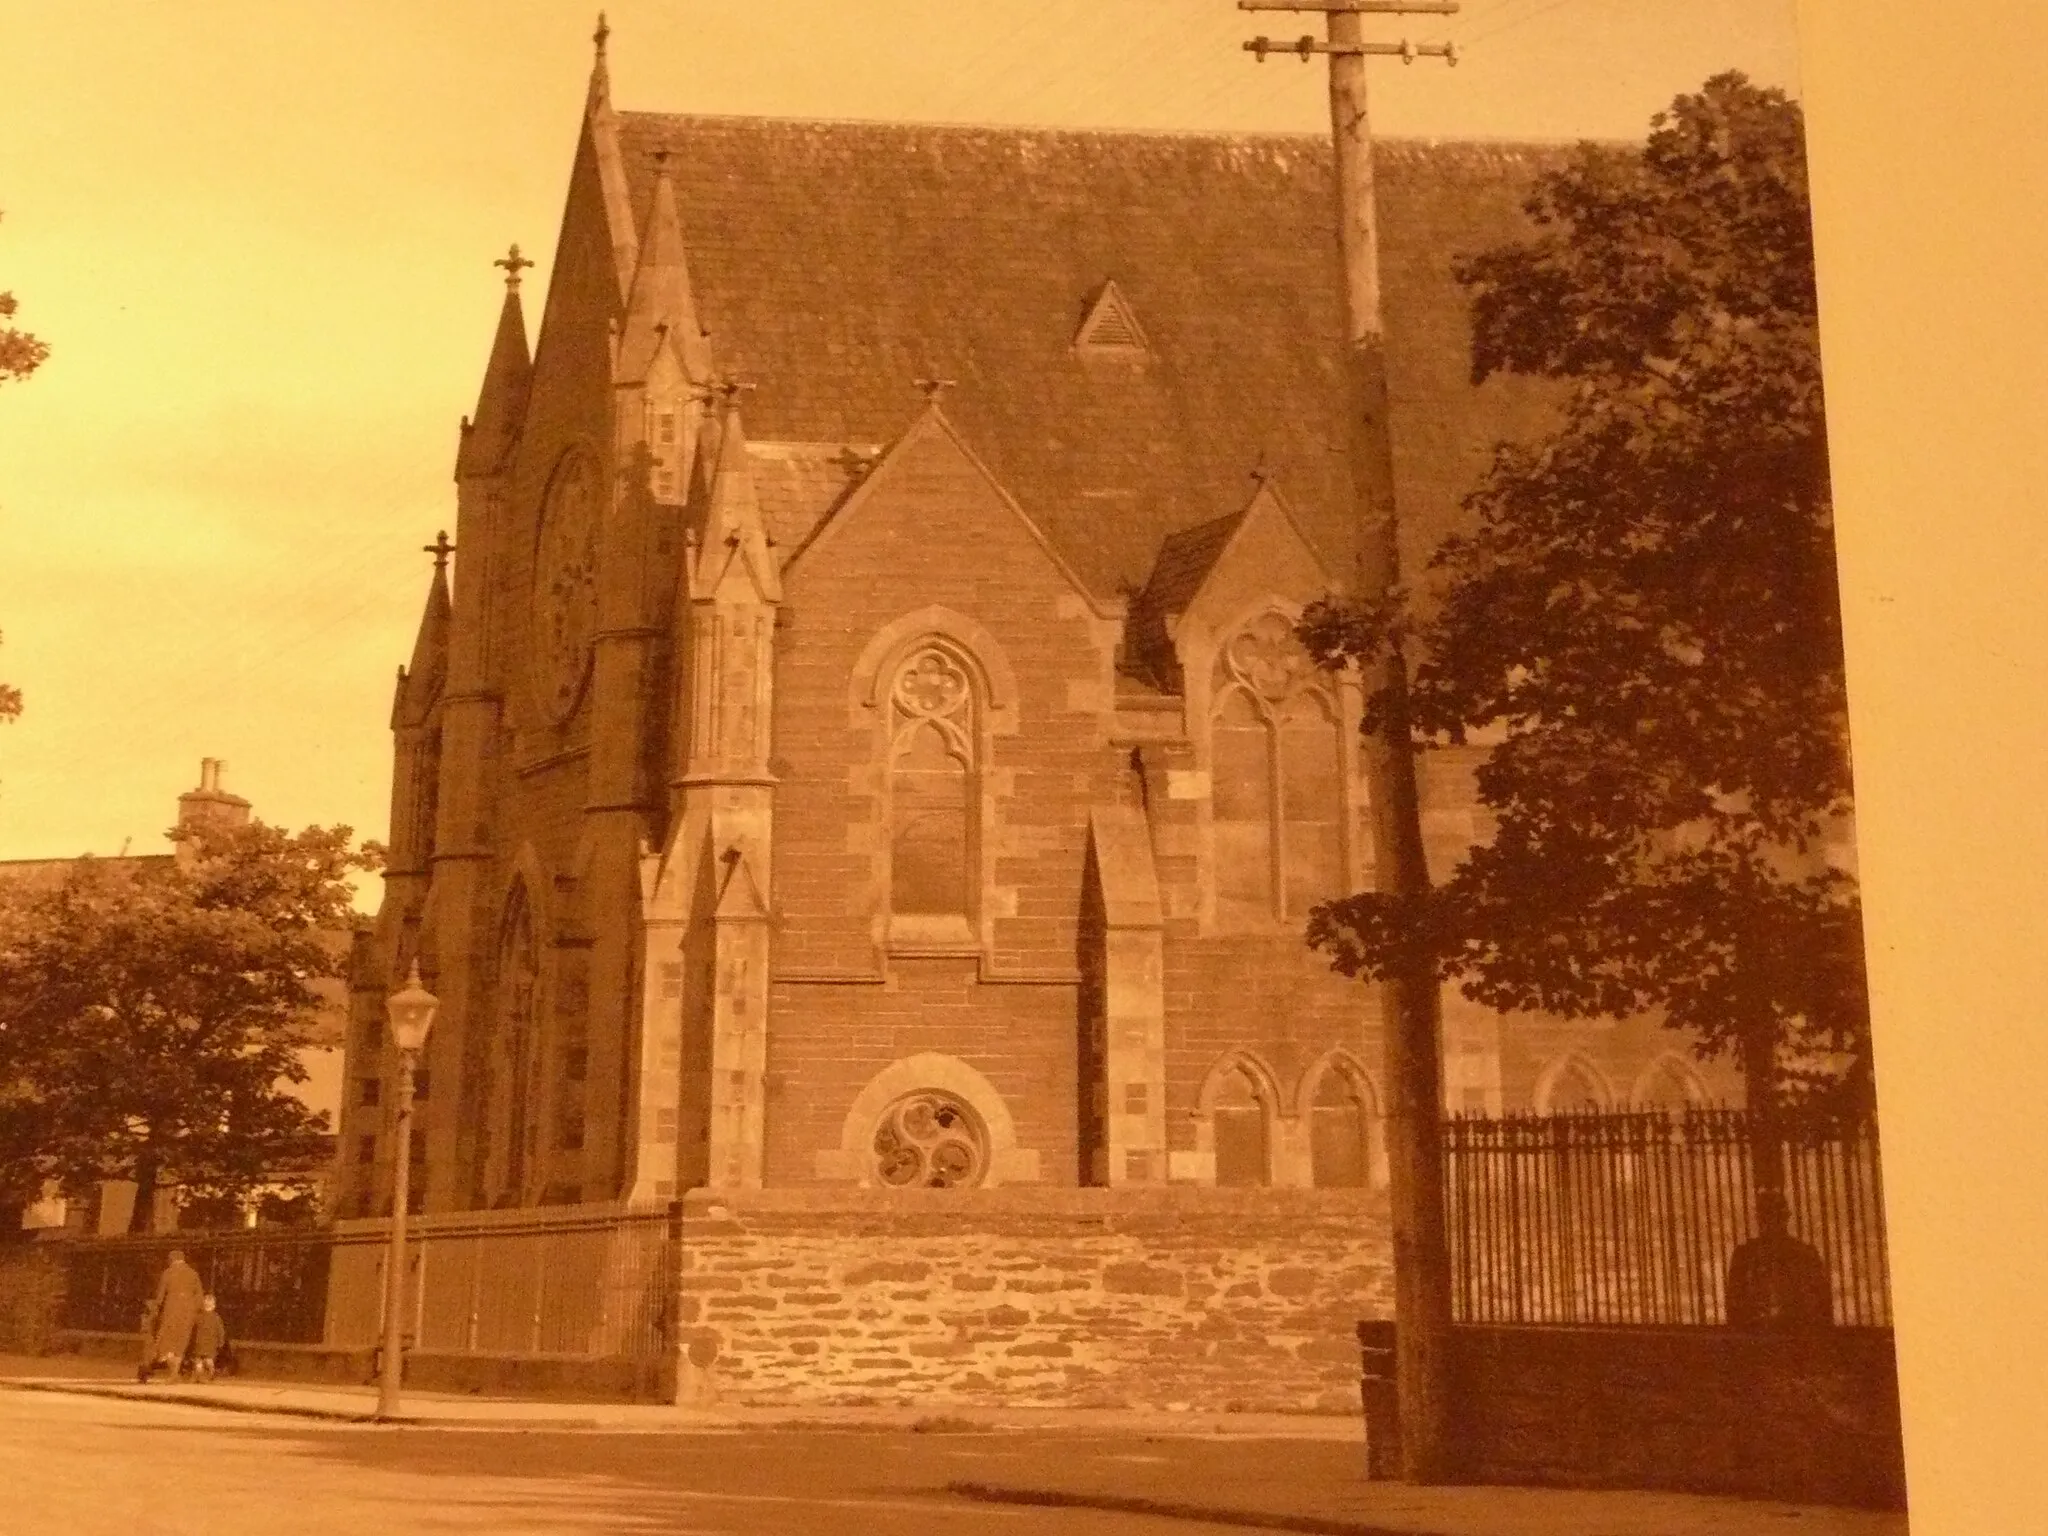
[1444,1106,1890,1328]
[61,1231,331,1342]
[58,1203,680,1362]
[323,1202,678,1362]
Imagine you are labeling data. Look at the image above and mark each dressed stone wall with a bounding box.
[673,1186,1388,1412]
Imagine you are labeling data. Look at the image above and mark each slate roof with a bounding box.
[616,114,1568,600]
[744,439,878,559]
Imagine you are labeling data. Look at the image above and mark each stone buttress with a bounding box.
[635,401,779,1198]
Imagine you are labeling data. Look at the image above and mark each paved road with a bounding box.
[0,1389,1343,1535]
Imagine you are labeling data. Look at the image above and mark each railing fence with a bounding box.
[1444,1106,1890,1328]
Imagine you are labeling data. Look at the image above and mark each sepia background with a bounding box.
[0,1,2041,1529]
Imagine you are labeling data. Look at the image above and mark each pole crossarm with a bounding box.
[1238,1,1460,14]
[1245,36,1459,63]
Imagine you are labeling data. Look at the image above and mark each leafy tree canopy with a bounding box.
[0,819,377,1227]
[1302,73,1866,1121]
[0,212,47,386]
[2,210,42,732]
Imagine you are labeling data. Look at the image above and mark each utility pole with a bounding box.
[1241,0,1459,1483]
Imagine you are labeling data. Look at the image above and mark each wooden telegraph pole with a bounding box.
[1240,0,1460,1482]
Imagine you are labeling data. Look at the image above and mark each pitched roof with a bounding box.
[613,115,1568,599]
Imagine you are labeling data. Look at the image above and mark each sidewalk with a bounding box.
[0,1354,1363,1436]
[0,1358,1907,1536]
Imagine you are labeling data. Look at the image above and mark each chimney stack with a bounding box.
[175,758,254,861]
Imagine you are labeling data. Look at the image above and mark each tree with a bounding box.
[0,819,378,1230]
[0,212,47,386]
[1,210,44,733]
[1301,74,1867,1134]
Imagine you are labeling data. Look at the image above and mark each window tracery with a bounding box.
[872,1090,990,1188]
[888,643,977,923]
[1210,611,1346,925]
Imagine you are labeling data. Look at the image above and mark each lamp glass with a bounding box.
[386,963,439,1054]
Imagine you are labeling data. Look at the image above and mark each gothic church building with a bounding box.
[343,32,1717,1247]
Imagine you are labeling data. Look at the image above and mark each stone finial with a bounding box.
[494,243,534,293]
[587,12,613,112]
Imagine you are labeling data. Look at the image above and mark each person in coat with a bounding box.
[144,1249,205,1379]
[189,1295,227,1382]
[1725,1188,1833,1330]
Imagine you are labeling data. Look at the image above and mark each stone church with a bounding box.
[338,29,1720,1399]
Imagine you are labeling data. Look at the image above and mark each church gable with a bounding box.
[783,406,1104,613]
[1126,480,1336,694]
[1176,480,1336,641]
[492,122,639,750]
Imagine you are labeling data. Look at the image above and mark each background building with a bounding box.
[2,761,346,1237]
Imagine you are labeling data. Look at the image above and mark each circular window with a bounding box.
[872,1090,989,1188]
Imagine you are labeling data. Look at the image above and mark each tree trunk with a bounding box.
[126,1150,159,1235]
[1741,1029,1783,1211]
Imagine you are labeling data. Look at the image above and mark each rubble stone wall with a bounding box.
[673,1186,1388,1412]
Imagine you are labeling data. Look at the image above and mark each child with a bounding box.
[189,1295,228,1383]
[136,1299,159,1384]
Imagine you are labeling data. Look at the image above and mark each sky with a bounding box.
[0,0,1804,867]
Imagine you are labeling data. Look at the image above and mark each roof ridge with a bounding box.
[615,109,1599,152]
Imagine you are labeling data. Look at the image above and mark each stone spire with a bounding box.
[454,247,533,479]
[581,12,639,299]
[617,154,712,388]
[687,393,781,607]
[586,11,612,114]
[392,545,452,728]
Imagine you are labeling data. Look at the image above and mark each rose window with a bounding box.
[871,1090,990,1188]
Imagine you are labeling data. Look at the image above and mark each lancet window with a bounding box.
[1210,611,1346,926]
[887,642,978,927]
[485,887,541,1207]
[1308,1066,1375,1189]
[1211,1065,1272,1188]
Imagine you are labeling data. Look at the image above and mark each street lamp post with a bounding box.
[377,961,438,1421]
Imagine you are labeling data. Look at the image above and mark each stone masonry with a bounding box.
[672,1187,1388,1413]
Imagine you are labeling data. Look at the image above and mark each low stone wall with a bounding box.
[0,1244,66,1355]
[1361,1321,1908,1508]
[674,1186,1390,1413]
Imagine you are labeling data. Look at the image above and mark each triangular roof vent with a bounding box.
[1074,279,1149,355]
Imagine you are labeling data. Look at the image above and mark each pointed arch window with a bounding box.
[1631,1055,1706,1110]
[482,887,541,1208]
[1536,1055,1610,1114]
[1309,1066,1380,1189]
[1211,612,1347,926]
[888,643,978,936]
[1212,1067,1271,1188]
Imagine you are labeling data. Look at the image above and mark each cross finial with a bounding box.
[423,531,455,573]
[594,11,610,57]
[915,376,956,403]
[494,243,534,292]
